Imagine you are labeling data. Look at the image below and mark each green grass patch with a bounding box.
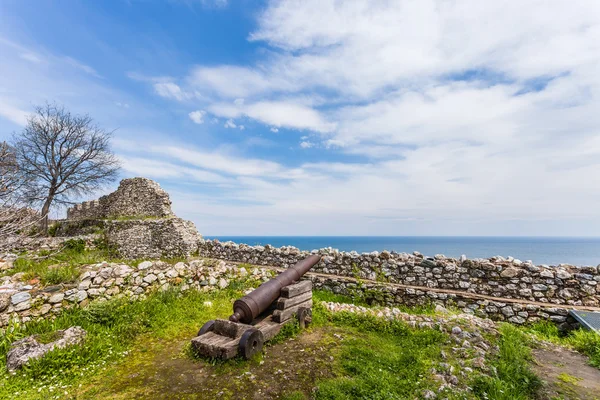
[0,282,254,399]
[471,324,542,400]
[5,243,111,286]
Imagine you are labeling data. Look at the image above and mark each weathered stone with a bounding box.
[143,274,157,284]
[500,267,520,278]
[138,261,153,270]
[0,293,10,312]
[10,292,31,305]
[78,279,92,290]
[6,326,86,371]
[48,293,64,304]
[14,300,31,311]
[556,269,572,280]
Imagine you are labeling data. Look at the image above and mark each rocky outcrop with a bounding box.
[6,326,86,371]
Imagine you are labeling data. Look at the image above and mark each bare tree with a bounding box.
[0,141,43,251]
[12,103,120,232]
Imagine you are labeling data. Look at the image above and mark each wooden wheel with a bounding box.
[297,307,312,329]
[238,328,264,359]
[197,320,215,336]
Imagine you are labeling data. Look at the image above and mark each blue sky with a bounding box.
[1,0,599,236]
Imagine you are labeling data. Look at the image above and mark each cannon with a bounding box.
[191,255,320,360]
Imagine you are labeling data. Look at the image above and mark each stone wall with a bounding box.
[0,259,271,327]
[66,178,173,220]
[105,219,199,259]
[197,239,600,308]
[0,257,585,330]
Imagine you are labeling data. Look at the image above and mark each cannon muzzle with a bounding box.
[229,254,321,324]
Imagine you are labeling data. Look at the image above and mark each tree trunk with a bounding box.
[40,196,53,234]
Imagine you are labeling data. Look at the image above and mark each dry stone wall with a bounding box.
[0,256,586,331]
[197,239,600,328]
[197,240,600,307]
[0,259,272,328]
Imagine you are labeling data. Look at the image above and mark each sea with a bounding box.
[204,236,600,267]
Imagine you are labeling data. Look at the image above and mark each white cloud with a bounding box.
[64,56,101,78]
[299,141,313,149]
[224,119,236,128]
[154,82,192,101]
[189,110,206,124]
[270,127,279,133]
[210,100,335,132]
[19,52,42,64]
[0,99,29,126]
[121,156,228,183]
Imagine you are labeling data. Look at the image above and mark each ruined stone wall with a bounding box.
[0,257,586,330]
[105,218,199,259]
[197,240,600,308]
[66,178,173,220]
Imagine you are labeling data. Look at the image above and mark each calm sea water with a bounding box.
[204,236,600,267]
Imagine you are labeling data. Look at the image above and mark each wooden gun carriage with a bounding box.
[191,255,320,360]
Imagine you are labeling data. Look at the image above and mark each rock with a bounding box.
[138,261,153,270]
[66,290,87,303]
[48,293,64,304]
[78,279,92,290]
[532,284,548,291]
[500,267,520,278]
[6,326,86,371]
[218,278,228,289]
[556,269,572,280]
[143,274,157,284]
[113,265,133,277]
[501,306,514,317]
[423,389,436,399]
[435,304,449,314]
[451,326,462,335]
[10,292,31,305]
[508,316,526,324]
[14,301,31,312]
[165,269,179,278]
[87,288,103,297]
[39,304,52,315]
[0,293,10,312]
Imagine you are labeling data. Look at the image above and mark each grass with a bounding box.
[0,284,248,399]
[471,324,543,400]
[0,286,583,400]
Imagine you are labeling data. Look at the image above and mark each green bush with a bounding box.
[63,238,86,253]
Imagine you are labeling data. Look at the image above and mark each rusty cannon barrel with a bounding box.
[229,254,321,324]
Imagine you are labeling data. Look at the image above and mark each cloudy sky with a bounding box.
[1,0,599,236]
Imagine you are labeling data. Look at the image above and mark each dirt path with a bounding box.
[533,343,600,400]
